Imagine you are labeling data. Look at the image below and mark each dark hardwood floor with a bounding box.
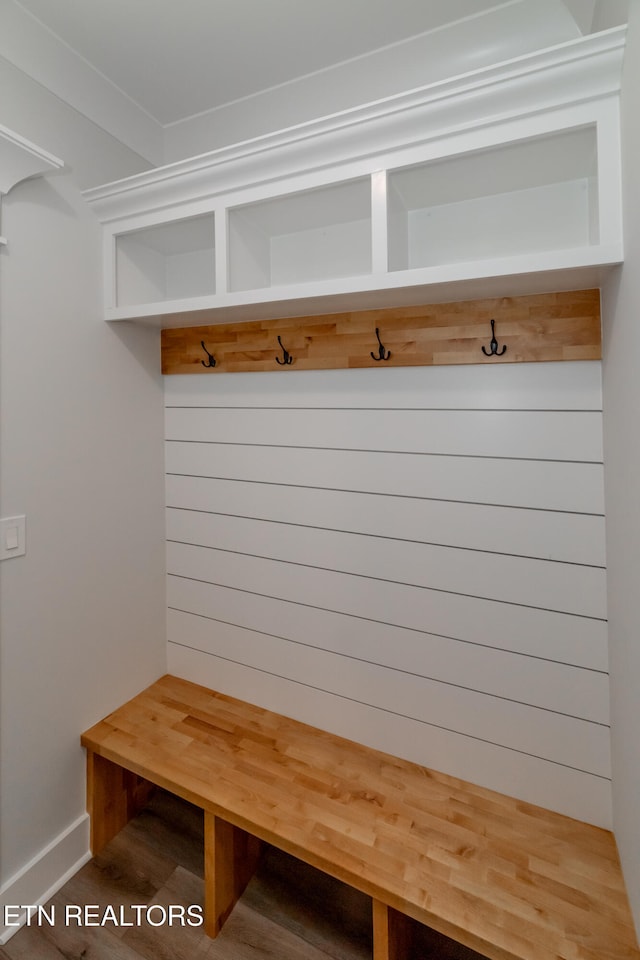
[1,790,483,959]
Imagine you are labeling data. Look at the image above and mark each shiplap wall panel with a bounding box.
[165,475,605,565]
[165,408,602,462]
[164,360,610,825]
[166,578,609,721]
[166,608,610,777]
[167,644,612,829]
[165,443,604,513]
[167,542,606,669]
[166,510,605,617]
[164,361,602,410]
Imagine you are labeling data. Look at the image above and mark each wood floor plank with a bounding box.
[123,789,204,879]
[68,827,177,906]
[205,900,335,960]
[246,845,372,960]
[118,866,207,960]
[2,892,146,960]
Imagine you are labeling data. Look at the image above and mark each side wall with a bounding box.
[0,67,166,939]
[165,360,610,827]
[602,0,640,935]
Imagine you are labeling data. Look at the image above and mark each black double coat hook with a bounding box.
[481,319,507,357]
[371,328,391,361]
[276,335,293,365]
[200,341,216,368]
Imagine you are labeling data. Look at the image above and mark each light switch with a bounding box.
[0,516,26,560]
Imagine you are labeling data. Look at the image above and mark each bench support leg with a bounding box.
[372,900,412,960]
[86,751,154,855]
[204,812,261,938]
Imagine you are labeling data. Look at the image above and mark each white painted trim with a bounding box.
[0,813,90,944]
[103,253,620,328]
[0,123,63,196]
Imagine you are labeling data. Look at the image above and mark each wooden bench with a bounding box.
[81,674,640,960]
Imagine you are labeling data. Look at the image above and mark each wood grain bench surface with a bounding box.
[81,674,640,960]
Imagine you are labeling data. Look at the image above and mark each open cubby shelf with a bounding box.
[228,177,372,292]
[387,127,599,272]
[116,213,216,307]
[107,121,618,326]
[89,34,623,328]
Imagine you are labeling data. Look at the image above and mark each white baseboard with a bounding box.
[0,814,91,944]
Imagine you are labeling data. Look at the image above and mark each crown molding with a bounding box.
[0,122,63,196]
[83,26,626,222]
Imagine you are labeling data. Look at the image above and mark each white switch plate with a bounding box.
[0,515,26,560]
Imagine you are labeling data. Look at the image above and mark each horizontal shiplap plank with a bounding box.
[166,545,608,669]
[165,475,606,566]
[167,644,613,828]
[165,407,603,462]
[166,609,609,777]
[167,577,610,722]
[166,509,606,618]
[164,361,602,411]
[165,443,605,514]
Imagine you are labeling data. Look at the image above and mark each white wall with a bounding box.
[165,361,610,827]
[0,66,166,936]
[602,0,640,934]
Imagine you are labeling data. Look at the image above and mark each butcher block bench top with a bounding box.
[81,674,639,960]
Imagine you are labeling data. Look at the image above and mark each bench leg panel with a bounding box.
[204,812,261,938]
[86,751,154,855]
[373,900,412,960]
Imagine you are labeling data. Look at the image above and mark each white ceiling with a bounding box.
[5,0,627,173]
[9,0,584,126]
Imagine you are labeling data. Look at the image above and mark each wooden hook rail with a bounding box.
[160,289,600,375]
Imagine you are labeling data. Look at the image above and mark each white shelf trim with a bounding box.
[0,124,63,197]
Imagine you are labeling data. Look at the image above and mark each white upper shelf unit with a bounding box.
[84,28,625,327]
